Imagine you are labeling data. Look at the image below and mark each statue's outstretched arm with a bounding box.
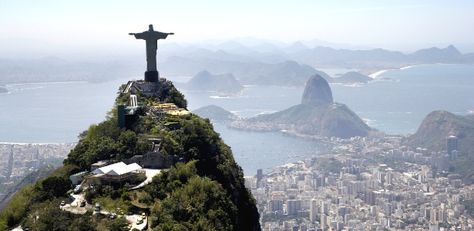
[130,32,146,39]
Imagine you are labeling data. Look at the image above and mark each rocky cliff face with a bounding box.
[301,74,333,106]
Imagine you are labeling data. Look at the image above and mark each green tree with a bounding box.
[146,161,198,200]
[41,176,71,198]
[108,217,129,231]
[152,176,237,231]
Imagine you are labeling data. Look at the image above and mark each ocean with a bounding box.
[1,63,473,174]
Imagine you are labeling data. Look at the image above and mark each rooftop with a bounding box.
[92,162,142,176]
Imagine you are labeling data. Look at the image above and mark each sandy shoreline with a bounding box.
[368,64,418,78]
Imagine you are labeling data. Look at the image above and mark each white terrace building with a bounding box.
[92,161,143,183]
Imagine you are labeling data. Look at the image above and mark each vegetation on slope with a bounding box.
[0,79,260,231]
[406,111,474,181]
[242,103,371,138]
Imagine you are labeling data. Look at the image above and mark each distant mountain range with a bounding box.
[162,42,473,70]
[2,41,473,85]
[161,57,332,86]
[287,45,469,70]
[160,43,473,86]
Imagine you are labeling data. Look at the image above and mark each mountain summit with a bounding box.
[301,74,333,106]
[0,25,260,230]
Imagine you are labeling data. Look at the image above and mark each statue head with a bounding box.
[149,24,154,31]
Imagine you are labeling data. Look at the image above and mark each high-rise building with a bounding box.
[320,214,327,230]
[429,223,439,231]
[269,199,283,212]
[338,206,349,217]
[287,199,301,216]
[34,148,40,160]
[430,208,439,224]
[364,191,376,205]
[386,170,393,185]
[310,199,318,222]
[321,200,329,215]
[256,169,263,187]
[447,135,458,160]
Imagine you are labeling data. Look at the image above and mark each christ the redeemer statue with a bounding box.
[129,24,173,82]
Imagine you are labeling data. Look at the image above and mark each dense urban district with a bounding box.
[0,143,74,206]
[246,134,474,231]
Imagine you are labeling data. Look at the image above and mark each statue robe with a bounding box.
[133,31,169,72]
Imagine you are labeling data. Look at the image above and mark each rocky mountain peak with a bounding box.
[301,74,333,106]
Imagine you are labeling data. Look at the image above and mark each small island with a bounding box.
[332,71,373,84]
[193,105,239,122]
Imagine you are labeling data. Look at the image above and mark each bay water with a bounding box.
[1,64,473,174]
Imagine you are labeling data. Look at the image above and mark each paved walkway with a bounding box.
[126,214,147,230]
[131,169,162,190]
[60,193,90,215]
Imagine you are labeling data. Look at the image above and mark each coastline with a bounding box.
[368,64,419,78]
[2,76,136,88]
[367,63,469,78]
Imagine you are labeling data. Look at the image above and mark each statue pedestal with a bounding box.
[145,71,159,82]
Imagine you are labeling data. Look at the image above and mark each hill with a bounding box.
[185,70,243,94]
[161,57,332,86]
[332,71,373,84]
[405,111,474,181]
[237,60,332,86]
[232,74,371,138]
[193,105,239,122]
[406,111,474,153]
[0,78,260,231]
[409,45,462,62]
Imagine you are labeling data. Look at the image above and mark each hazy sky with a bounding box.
[1,0,474,55]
